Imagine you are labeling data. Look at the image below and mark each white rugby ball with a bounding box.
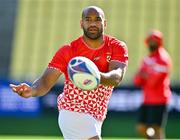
[68,56,100,90]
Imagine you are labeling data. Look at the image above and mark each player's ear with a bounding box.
[104,20,107,28]
[80,20,83,29]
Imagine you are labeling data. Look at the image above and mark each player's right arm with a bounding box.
[10,68,62,98]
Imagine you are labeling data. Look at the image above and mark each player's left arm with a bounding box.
[100,60,127,86]
[100,40,128,87]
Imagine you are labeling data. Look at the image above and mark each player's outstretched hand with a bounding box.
[9,83,33,98]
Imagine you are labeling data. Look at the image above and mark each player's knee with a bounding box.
[151,125,164,139]
[136,124,146,134]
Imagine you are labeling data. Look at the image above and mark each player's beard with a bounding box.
[83,26,103,40]
[148,43,159,52]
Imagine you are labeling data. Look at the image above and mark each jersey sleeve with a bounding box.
[133,60,148,87]
[48,45,71,73]
[111,40,128,65]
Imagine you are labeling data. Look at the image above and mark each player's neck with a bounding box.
[82,35,104,49]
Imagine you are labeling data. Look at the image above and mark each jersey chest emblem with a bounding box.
[106,52,111,62]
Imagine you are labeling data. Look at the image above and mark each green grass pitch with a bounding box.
[0,135,147,140]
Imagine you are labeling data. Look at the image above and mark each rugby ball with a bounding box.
[68,56,100,90]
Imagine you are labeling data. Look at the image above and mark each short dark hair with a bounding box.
[81,6,105,19]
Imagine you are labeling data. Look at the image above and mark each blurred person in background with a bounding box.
[9,6,128,140]
[133,30,172,139]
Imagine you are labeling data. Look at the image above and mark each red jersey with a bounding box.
[134,47,172,105]
[48,35,128,121]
